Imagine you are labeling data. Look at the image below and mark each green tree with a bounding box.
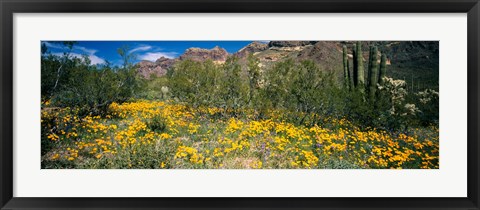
[263,59,296,111]
[42,44,140,116]
[41,41,78,99]
[220,56,247,116]
[169,59,200,105]
[170,59,223,107]
[247,54,261,107]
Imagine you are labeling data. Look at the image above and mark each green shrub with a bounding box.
[42,43,140,117]
[148,115,168,133]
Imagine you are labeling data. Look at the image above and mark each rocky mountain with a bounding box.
[247,41,341,73]
[136,57,176,78]
[136,60,164,78]
[179,46,229,64]
[243,41,438,90]
[135,46,229,78]
[135,40,438,89]
[268,41,318,48]
[233,41,268,59]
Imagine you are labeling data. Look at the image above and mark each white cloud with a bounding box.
[138,52,178,61]
[128,44,179,62]
[53,52,105,65]
[45,42,105,65]
[43,42,66,50]
[74,46,97,55]
[129,45,152,54]
[44,42,97,54]
[86,55,106,65]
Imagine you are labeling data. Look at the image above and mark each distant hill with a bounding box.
[135,41,439,90]
[135,46,229,79]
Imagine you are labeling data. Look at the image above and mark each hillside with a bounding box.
[135,41,439,90]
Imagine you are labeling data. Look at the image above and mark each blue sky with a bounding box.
[42,41,264,66]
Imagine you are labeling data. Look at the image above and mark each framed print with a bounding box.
[1,0,479,209]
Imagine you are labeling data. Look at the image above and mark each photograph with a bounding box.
[40,40,439,169]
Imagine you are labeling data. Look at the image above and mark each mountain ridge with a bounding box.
[134,41,439,90]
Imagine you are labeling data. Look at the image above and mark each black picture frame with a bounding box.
[1,0,479,209]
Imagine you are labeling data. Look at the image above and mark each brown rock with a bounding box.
[234,41,268,58]
[179,46,229,63]
[135,57,175,78]
[268,41,317,48]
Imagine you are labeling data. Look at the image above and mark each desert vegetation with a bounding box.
[41,41,439,169]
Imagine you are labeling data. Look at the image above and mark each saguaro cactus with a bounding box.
[355,41,365,93]
[352,43,358,87]
[342,45,350,89]
[367,46,374,85]
[347,59,352,89]
[367,46,379,100]
[378,54,387,86]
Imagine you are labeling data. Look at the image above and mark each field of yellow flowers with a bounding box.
[41,100,439,169]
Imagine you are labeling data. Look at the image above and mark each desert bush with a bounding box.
[170,59,224,107]
[50,64,139,116]
[259,59,344,125]
[147,114,168,133]
[342,76,426,131]
[416,89,439,126]
[135,75,170,100]
[219,56,248,116]
[42,43,140,117]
